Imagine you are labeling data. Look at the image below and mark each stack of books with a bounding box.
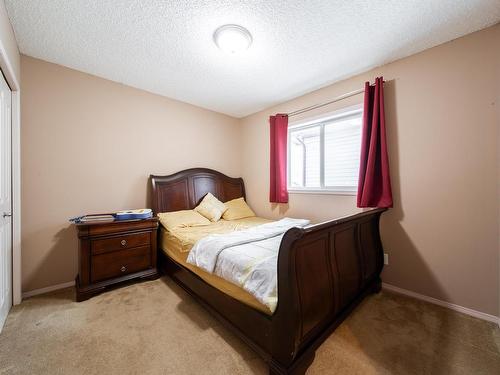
[69,214,115,223]
[69,209,153,223]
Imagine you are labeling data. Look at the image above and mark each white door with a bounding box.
[0,71,12,331]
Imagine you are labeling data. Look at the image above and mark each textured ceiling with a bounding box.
[6,1,500,117]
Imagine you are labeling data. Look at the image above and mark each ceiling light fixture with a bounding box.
[213,24,252,54]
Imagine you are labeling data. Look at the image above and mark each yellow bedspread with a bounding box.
[160,216,273,315]
[162,216,271,254]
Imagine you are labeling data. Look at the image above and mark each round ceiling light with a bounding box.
[213,24,252,54]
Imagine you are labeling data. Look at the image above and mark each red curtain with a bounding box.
[269,114,289,203]
[357,77,393,208]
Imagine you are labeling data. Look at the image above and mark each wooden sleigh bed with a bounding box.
[150,168,387,375]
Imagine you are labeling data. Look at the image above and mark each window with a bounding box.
[288,106,362,194]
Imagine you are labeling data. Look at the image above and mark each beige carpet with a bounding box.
[0,277,499,375]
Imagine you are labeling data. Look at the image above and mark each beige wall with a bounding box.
[21,56,241,292]
[240,25,500,316]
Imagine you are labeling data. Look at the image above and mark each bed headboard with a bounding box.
[150,168,246,214]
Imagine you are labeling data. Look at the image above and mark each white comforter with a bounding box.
[186,218,310,312]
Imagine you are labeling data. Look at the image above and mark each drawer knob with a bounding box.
[120,266,127,272]
[120,239,127,246]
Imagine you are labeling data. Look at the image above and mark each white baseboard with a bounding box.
[382,283,499,326]
[22,281,75,299]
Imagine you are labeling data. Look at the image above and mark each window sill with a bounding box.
[287,188,357,196]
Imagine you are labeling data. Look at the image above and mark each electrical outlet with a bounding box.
[384,253,389,265]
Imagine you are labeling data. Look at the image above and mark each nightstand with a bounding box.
[75,217,159,301]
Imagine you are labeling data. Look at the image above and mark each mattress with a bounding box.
[160,217,273,315]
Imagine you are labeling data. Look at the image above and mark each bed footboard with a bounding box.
[270,208,387,374]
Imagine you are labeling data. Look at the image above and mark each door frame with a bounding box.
[0,43,21,305]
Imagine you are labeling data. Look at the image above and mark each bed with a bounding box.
[161,216,274,314]
[151,168,387,375]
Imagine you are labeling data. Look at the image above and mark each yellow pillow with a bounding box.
[194,193,227,222]
[157,210,210,231]
[222,197,256,220]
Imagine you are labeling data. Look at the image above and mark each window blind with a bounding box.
[324,115,362,189]
[288,109,362,192]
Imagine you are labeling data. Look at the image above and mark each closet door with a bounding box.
[0,70,12,332]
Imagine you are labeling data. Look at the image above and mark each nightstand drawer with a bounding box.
[91,245,152,282]
[91,232,150,255]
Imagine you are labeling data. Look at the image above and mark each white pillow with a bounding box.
[194,193,227,222]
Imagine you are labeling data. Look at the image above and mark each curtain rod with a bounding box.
[287,88,364,117]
